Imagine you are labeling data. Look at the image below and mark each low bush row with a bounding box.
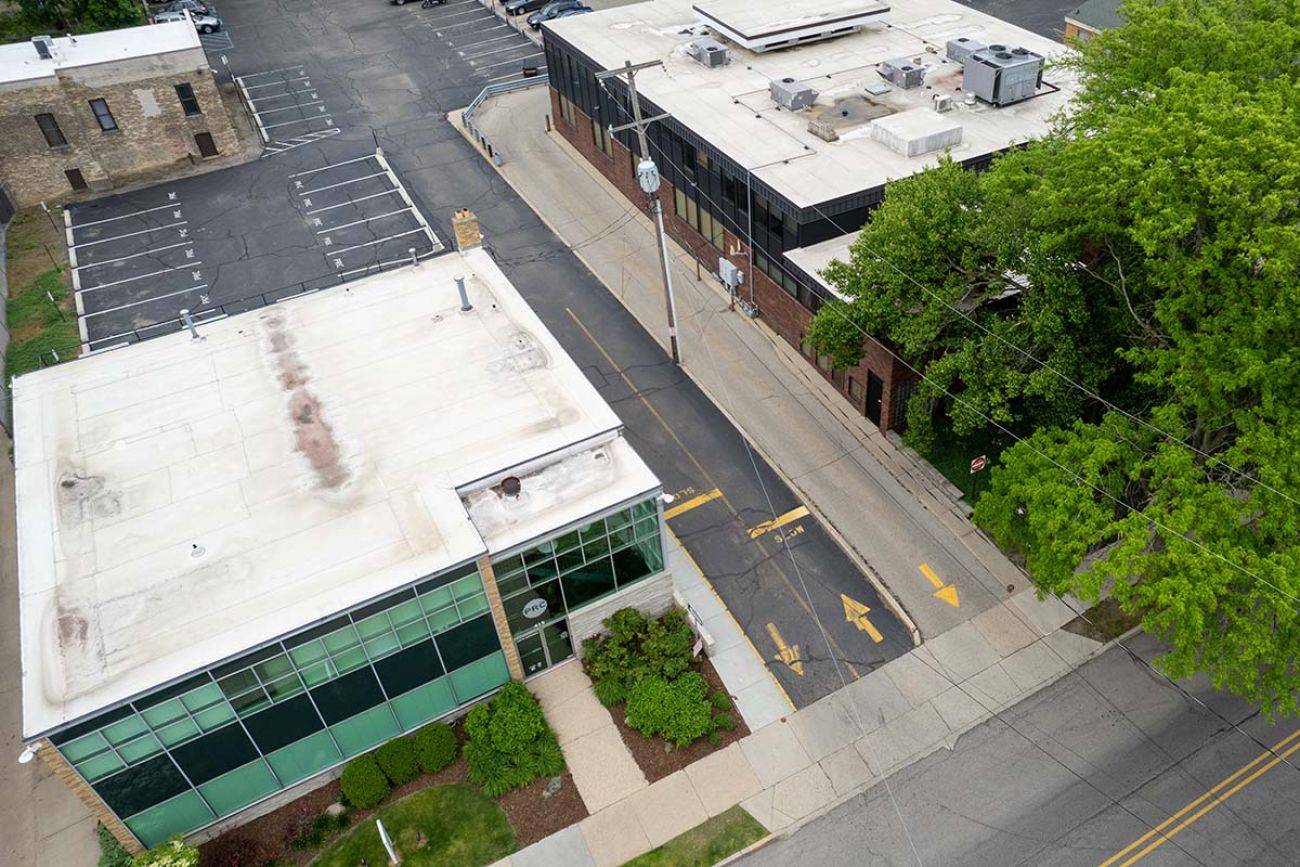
[340,721,459,809]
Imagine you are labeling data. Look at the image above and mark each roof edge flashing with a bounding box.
[692,1,890,52]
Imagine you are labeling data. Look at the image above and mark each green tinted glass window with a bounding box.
[451,574,483,601]
[264,675,304,702]
[582,536,611,563]
[579,519,607,542]
[329,705,399,758]
[449,651,510,704]
[61,731,109,762]
[493,553,524,576]
[218,670,258,698]
[254,655,293,682]
[427,605,460,633]
[364,633,400,661]
[118,734,163,764]
[140,699,186,729]
[387,599,424,628]
[77,751,125,781]
[157,718,200,748]
[354,612,391,641]
[332,647,369,674]
[103,715,148,746]
[323,626,360,654]
[419,584,453,612]
[389,678,456,730]
[124,790,214,848]
[197,759,279,817]
[634,517,658,540]
[631,499,657,520]
[229,689,270,717]
[523,542,555,565]
[299,661,335,687]
[607,508,633,530]
[553,530,581,553]
[397,620,432,647]
[495,570,528,597]
[289,640,327,668]
[457,593,489,620]
[194,703,235,731]
[181,683,223,712]
[264,730,341,787]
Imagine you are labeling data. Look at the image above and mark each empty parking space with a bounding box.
[199,28,234,52]
[236,65,341,153]
[406,1,546,83]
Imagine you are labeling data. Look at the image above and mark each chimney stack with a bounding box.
[452,209,481,251]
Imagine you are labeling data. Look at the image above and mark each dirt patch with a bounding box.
[497,770,588,849]
[1062,597,1143,642]
[4,209,67,296]
[606,656,751,784]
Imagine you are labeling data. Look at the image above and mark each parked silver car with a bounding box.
[152,9,223,33]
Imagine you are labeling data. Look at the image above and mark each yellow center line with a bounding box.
[1101,728,1300,866]
[564,307,862,680]
[748,505,810,539]
[664,487,723,520]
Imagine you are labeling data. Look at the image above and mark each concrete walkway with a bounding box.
[453,87,1028,643]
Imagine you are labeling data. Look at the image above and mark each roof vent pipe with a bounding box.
[455,275,472,311]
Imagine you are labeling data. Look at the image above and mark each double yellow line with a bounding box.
[1101,728,1300,865]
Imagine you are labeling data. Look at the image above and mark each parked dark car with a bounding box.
[526,0,589,28]
[551,6,592,20]
[503,0,547,16]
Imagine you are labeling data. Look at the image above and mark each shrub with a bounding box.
[583,607,698,706]
[625,673,712,748]
[464,682,565,797]
[593,676,629,707]
[711,690,733,711]
[413,722,457,774]
[97,824,132,867]
[712,712,737,732]
[339,754,390,809]
[133,837,199,867]
[375,736,419,786]
[606,607,649,643]
[709,730,722,747]
[641,609,695,680]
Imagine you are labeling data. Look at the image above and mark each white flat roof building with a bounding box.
[15,248,659,737]
[547,0,1078,208]
[0,21,201,87]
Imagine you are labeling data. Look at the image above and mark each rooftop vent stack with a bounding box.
[686,37,732,68]
[32,35,54,60]
[502,476,522,497]
[963,45,1044,106]
[807,119,839,142]
[455,275,472,311]
[945,37,984,64]
[879,58,926,89]
[770,77,819,111]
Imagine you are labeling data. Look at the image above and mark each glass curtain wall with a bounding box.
[50,564,510,848]
[493,497,665,654]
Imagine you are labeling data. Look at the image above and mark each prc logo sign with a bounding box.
[522,598,549,620]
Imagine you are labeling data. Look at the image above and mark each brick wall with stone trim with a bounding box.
[0,46,238,207]
[548,88,911,432]
[36,738,143,855]
[477,555,526,681]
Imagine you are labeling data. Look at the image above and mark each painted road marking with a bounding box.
[454,33,517,49]
[748,505,810,540]
[72,241,192,271]
[664,488,722,520]
[1102,728,1300,866]
[71,203,181,227]
[297,171,388,196]
[77,263,202,293]
[69,222,188,248]
[840,594,884,643]
[476,52,544,69]
[919,563,960,607]
[766,623,804,676]
[316,207,413,235]
[306,188,400,214]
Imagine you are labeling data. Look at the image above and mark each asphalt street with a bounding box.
[742,633,1300,866]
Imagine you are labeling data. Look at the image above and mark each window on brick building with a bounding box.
[35,113,66,147]
[591,117,612,157]
[175,83,202,116]
[89,99,117,132]
[558,94,577,126]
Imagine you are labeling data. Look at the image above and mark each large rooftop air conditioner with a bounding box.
[945,36,984,64]
[962,45,1044,106]
[769,77,819,111]
[686,37,732,68]
[879,57,925,89]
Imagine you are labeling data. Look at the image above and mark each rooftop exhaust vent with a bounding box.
[686,37,732,67]
[945,36,984,63]
[693,0,890,53]
[963,44,1044,106]
[770,77,819,111]
[879,57,925,89]
[32,35,54,60]
[501,476,521,496]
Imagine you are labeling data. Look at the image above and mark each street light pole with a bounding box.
[597,60,681,365]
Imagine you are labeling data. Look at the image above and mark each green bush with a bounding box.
[288,810,350,851]
[593,676,629,707]
[641,609,695,680]
[710,690,733,711]
[413,722,457,774]
[583,607,697,704]
[96,823,132,867]
[712,712,737,732]
[132,837,199,867]
[464,682,565,797]
[709,730,722,748]
[375,736,419,786]
[340,754,391,809]
[625,673,713,749]
[606,607,649,643]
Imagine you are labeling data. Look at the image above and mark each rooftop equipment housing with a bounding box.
[945,36,984,63]
[962,44,1044,106]
[693,0,890,52]
[685,36,732,67]
[770,77,819,110]
[879,57,925,89]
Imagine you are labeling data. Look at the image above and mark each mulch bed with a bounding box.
[497,769,588,848]
[605,655,752,784]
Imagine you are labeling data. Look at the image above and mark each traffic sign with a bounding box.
[970,454,987,474]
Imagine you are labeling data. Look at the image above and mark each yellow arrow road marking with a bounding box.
[840,594,884,643]
[919,563,961,607]
[765,622,805,676]
[749,505,810,540]
[663,487,722,520]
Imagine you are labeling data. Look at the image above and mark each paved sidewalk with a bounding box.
[496,589,1105,867]
[453,88,1028,642]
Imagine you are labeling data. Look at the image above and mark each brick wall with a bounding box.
[549,87,911,432]
[0,47,238,207]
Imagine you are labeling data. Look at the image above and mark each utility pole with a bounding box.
[596,60,681,365]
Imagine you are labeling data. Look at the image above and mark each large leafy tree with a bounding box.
[813,0,1300,714]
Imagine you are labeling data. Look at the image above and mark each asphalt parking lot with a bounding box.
[67,150,442,349]
[409,0,546,84]
[236,64,342,153]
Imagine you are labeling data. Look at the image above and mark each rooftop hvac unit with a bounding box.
[686,37,732,68]
[963,45,1044,106]
[32,35,54,60]
[879,58,925,89]
[945,36,984,64]
[770,77,819,111]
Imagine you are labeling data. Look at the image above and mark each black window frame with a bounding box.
[175,82,202,116]
[35,112,66,147]
[89,98,117,132]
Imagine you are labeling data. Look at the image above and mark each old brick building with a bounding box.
[0,21,238,207]
[542,0,1078,431]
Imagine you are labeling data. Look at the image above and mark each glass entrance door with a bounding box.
[517,631,549,676]
[542,618,574,667]
[515,617,574,679]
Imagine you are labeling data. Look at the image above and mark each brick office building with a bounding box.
[542,0,1077,430]
[0,21,238,207]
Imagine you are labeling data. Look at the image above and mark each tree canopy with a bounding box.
[809,0,1300,715]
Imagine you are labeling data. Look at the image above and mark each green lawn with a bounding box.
[309,784,514,867]
[624,806,766,867]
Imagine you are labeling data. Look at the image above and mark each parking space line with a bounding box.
[70,221,188,248]
[290,154,378,178]
[463,42,538,59]
[298,170,387,196]
[247,89,317,103]
[306,188,399,214]
[419,6,493,20]
[254,101,326,115]
[237,65,305,79]
[339,250,438,279]
[437,19,504,31]
[81,285,209,319]
[72,242,192,271]
[477,52,543,69]
[316,207,414,235]
[372,149,443,252]
[242,77,312,92]
[333,227,427,255]
[77,264,202,293]
[454,33,518,48]
[263,115,330,131]
[72,203,180,227]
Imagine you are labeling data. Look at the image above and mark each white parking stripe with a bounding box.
[332,227,429,255]
[299,171,388,195]
[290,154,379,178]
[70,222,188,248]
[242,76,311,90]
[236,65,305,79]
[437,19,504,31]
[81,285,209,318]
[453,32,518,48]
[72,242,193,271]
[419,6,492,20]
[247,89,318,103]
[71,203,181,227]
[77,263,202,293]
[255,101,326,115]
[477,52,543,69]
[462,41,537,59]
[317,207,414,235]
[263,116,331,131]
[306,188,399,214]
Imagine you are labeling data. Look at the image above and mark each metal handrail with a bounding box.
[461,75,549,166]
